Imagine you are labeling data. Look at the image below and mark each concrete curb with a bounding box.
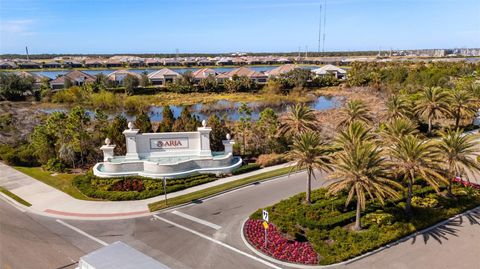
[0,191,28,213]
[240,205,480,268]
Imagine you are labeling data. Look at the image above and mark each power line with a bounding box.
[318,3,322,53]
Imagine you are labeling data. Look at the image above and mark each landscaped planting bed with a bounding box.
[73,173,218,201]
[244,219,318,265]
[246,183,480,265]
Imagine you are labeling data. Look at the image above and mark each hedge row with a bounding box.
[73,173,217,201]
[232,163,261,175]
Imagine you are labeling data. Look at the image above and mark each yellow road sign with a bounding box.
[262,221,269,229]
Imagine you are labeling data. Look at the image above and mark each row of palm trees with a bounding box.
[284,99,480,231]
[387,86,478,133]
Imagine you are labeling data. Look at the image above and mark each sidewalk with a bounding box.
[0,162,294,220]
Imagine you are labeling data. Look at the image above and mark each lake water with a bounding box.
[41,95,341,122]
[31,65,319,79]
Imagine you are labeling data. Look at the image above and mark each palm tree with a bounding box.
[289,131,333,204]
[327,138,401,231]
[381,118,418,143]
[437,129,480,196]
[278,104,318,138]
[385,94,412,120]
[388,135,447,215]
[338,99,372,128]
[415,87,450,134]
[336,120,374,149]
[448,89,478,129]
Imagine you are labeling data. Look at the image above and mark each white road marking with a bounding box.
[56,219,109,246]
[153,215,282,269]
[171,210,222,230]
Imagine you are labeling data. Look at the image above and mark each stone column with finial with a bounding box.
[222,133,235,155]
[123,121,140,160]
[100,138,116,161]
[197,119,212,157]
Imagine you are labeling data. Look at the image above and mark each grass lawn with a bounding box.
[148,166,293,212]
[0,186,32,207]
[13,166,93,200]
[248,184,480,265]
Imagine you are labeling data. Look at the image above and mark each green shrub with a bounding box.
[0,144,39,167]
[43,158,66,172]
[365,211,396,226]
[412,196,439,208]
[232,163,261,175]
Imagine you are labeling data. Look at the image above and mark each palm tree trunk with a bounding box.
[306,168,312,204]
[428,118,432,134]
[405,177,413,216]
[454,110,460,129]
[354,196,361,231]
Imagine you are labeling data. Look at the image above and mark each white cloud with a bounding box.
[0,19,35,35]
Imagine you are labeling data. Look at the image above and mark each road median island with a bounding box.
[148,166,294,212]
[0,186,32,207]
[242,182,480,266]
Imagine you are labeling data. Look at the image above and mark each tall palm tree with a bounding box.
[327,139,401,231]
[437,129,480,196]
[388,135,447,215]
[336,120,374,150]
[381,118,418,144]
[289,131,333,204]
[415,87,450,134]
[278,104,318,138]
[338,99,372,128]
[385,94,412,120]
[448,89,478,129]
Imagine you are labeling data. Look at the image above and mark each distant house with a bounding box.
[276,58,293,64]
[85,60,104,68]
[42,61,62,69]
[191,68,218,83]
[50,70,95,90]
[145,58,162,67]
[266,64,299,77]
[181,58,196,66]
[221,66,268,84]
[17,61,41,69]
[78,241,169,269]
[311,64,347,79]
[163,58,180,66]
[63,60,83,68]
[197,58,215,66]
[15,71,50,89]
[105,60,123,68]
[216,57,233,66]
[0,61,17,69]
[148,68,181,86]
[128,60,145,68]
[107,70,141,85]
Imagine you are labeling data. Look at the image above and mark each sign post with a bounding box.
[262,210,269,248]
[163,177,167,205]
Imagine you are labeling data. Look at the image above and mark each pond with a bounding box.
[41,95,342,122]
[31,65,319,79]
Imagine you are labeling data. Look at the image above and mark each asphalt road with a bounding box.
[1,171,479,269]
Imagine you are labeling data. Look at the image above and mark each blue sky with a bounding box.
[0,0,479,54]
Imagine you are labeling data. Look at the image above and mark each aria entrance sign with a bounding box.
[150,137,189,149]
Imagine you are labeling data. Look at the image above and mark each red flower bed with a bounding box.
[244,219,318,265]
[453,177,480,190]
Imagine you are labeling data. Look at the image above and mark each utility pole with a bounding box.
[322,0,327,52]
[25,46,29,61]
[318,3,322,54]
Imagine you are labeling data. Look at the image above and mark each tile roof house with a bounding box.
[147,68,181,86]
[42,61,62,68]
[265,64,299,77]
[311,64,347,79]
[15,71,50,89]
[191,68,217,83]
[85,59,104,68]
[17,61,41,69]
[107,70,141,85]
[145,58,163,67]
[221,66,268,84]
[63,60,83,68]
[50,70,96,90]
[0,61,17,69]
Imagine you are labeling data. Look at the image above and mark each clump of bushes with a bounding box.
[0,143,39,167]
[365,211,395,226]
[256,153,288,167]
[412,196,439,208]
[73,172,218,201]
[231,163,261,175]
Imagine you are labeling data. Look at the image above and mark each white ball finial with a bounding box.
[128,122,134,130]
[226,133,231,140]
[202,119,207,127]
[105,138,111,145]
